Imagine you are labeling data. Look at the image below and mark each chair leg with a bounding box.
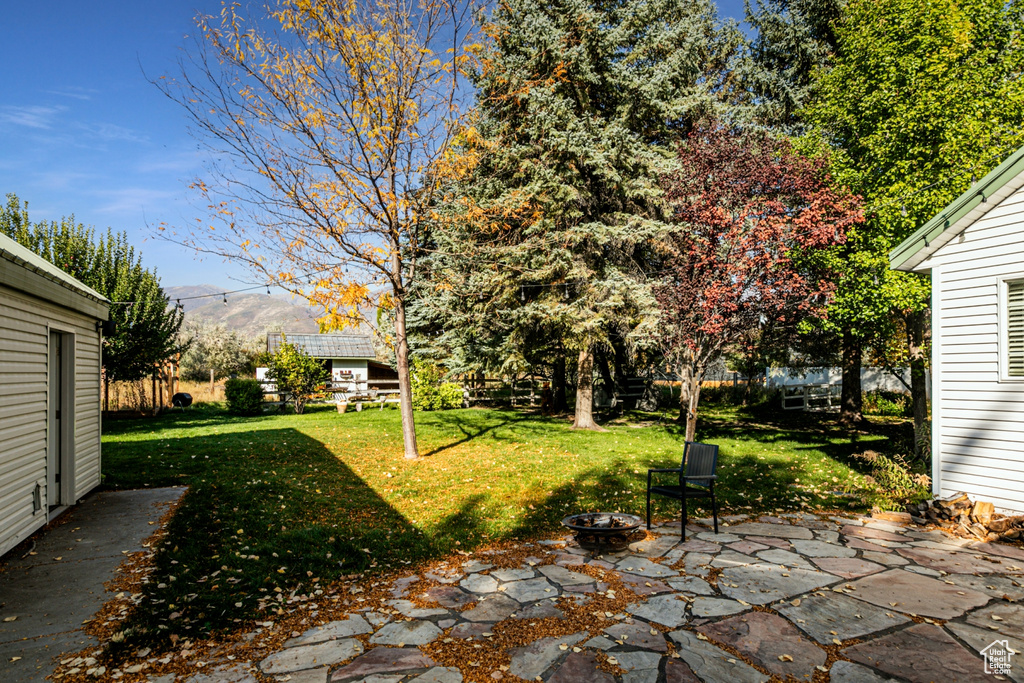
[646,489,651,531]
[681,496,687,542]
[711,490,719,535]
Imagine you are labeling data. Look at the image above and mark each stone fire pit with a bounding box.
[561,512,644,551]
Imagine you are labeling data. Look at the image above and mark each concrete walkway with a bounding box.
[0,487,185,683]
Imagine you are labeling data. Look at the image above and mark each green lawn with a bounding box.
[101,403,889,642]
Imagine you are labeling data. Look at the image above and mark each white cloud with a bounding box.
[44,86,99,101]
[0,105,65,129]
[76,122,150,144]
[94,187,178,216]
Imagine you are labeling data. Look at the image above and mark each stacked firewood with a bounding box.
[905,493,1024,543]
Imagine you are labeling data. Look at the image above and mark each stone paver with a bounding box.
[615,651,661,683]
[842,525,908,543]
[847,569,990,619]
[711,550,758,568]
[184,666,258,683]
[330,648,437,682]
[284,615,373,647]
[627,594,688,628]
[727,540,770,555]
[270,666,329,683]
[946,622,1024,683]
[422,586,477,610]
[896,546,1016,574]
[724,522,814,539]
[829,661,895,683]
[861,550,907,566]
[616,557,679,578]
[549,651,614,683]
[718,563,837,604]
[508,632,588,680]
[407,667,463,683]
[500,577,557,603]
[368,620,442,646]
[538,565,593,586]
[690,597,747,618]
[791,539,856,558]
[698,611,825,681]
[775,593,910,644]
[603,621,668,652]
[461,594,519,622]
[754,548,815,569]
[664,659,701,683]
[946,573,1024,601]
[460,573,498,594]
[668,629,769,683]
[261,639,363,674]
[809,556,885,578]
[964,601,1024,638]
[113,511,1024,683]
[490,568,534,582]
[666,576,715,595]
[387,600,449,619]
[844,623,989,683]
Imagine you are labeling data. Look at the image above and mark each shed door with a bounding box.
[48,331,72,508]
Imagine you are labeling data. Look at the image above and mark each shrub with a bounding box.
[863,390,912,417]
[855,449,931,511]
[411,360,464,410]
[224,378,265,415]
[263,338,329,414]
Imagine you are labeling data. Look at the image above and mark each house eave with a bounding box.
[890,145,1024,273]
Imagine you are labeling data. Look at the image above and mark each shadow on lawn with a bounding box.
[111,426,436,644]
[421,411,531,457]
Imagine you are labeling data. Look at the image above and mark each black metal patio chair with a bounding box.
[646,441,719,541]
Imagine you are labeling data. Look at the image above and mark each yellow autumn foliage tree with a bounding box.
[158,0,479,458]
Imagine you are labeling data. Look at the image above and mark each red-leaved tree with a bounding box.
[656,124,862,441]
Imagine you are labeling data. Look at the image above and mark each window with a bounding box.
[1008,280,1024,377]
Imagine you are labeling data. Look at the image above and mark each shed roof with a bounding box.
[890,145,1024,272]
[268,333,376,359]
[0,232,110,319]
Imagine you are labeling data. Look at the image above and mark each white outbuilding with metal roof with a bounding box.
[891,145,1024,513]
[0,232,110,557]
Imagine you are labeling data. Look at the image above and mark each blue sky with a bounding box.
[0,0,750,291]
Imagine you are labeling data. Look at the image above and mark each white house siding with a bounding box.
[926,185,1024,513]
[0,283,102,556]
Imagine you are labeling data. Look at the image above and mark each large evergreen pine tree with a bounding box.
[413,0,740,428]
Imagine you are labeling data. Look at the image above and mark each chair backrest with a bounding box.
[683,441,718,485]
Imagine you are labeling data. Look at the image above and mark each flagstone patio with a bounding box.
[167,513,1022,683]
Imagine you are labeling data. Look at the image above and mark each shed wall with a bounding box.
[928,185,1024,512]
[0,283,102,556]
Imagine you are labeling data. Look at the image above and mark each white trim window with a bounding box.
[1009,280,1024,377]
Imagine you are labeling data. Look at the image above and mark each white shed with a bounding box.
[890,145,1024,513]
[0,233,110,556]
[256,333,397,388]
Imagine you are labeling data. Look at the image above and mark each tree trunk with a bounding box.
[552,352,568,413]
[676,349,695,423]
[572,345,603,430]
[612,338,630,396]
[595,346,615,401]
[840,329,863,425]
[684,365,704,443]
[907,309,930,462]
[677,363,692,423]
[393,294,420,459]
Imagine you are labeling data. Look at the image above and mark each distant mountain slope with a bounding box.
[166,286,321,337]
